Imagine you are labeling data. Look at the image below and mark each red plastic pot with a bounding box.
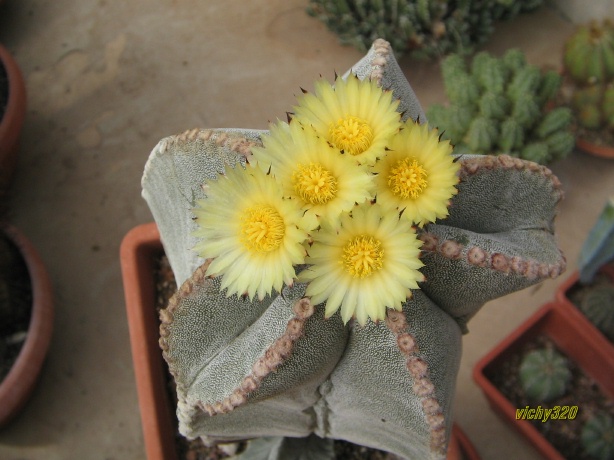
[0,224,54,428]
[0,44,27,193]
[473,301,614,460]
[121,222,480,460]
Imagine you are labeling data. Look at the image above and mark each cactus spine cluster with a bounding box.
[142,40,566,460]
[564,20,614,134]
[582,412,614,460]
[427,49,575,164]
[307,0,544,59]
[519,348,571,403]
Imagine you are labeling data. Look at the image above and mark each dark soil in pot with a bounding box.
[153,254,405,460]
[486,334,614,460]
[0,58,7,121]
[0,229,32,382]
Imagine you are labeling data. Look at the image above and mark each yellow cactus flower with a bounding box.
[252,121,374,227]
[374,121,459,226]
[298,202,424,326]
[192,165,310,300]
[292,74,401,165]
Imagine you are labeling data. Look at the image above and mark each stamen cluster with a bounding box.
[193,74,460,324]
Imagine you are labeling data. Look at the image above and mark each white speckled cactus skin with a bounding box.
[141,39,566,459]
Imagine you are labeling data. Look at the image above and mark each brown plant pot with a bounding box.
[0,224,54,428]
[120,222,480,460]
[120,222,177,460]
[473,301,614,460]
[0,44,27,193]
[576,137,614,160]
[555,264,614,357]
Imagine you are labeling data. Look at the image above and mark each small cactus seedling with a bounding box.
[519,348,571,403]
[427,49,575,164]
[306,0,544,59]
[582,412,614,460]
[578,284,614,342]
[142,39,566,459]
[564,20,614,86]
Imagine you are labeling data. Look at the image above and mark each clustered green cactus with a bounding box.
[564,20,614,134]
[519,348,571,403]
[427,49,575,164]
[582,412,614,460]
[306,0,543,59]
[142,40,566,459]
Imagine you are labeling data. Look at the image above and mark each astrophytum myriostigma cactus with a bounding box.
[141,39,566,459]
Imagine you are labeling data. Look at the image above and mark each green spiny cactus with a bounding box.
[306,0,544,59]
[571,83,614,133]
[564,19,614,86]
[579,285,614,342]
[582,412,614,460]
[142,40,566,460]
[519,348,571,403]
[427,49,575,164]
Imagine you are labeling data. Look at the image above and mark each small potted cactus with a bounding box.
[474,301,614,460]
[562,19,614,158]
[556,197,614,356]
[127,39,567,459]
[427,48,575,165]
[582,412,614,460]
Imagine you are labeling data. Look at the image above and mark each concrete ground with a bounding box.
[1,1,613,459]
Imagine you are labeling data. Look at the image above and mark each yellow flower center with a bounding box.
[292,163,338,205]
[329,116,374,156]
[342,235,384,278]
[388,158,428,199]
[240,205,285,253]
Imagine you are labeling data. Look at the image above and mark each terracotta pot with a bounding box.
[0,44,27,193]
[576,137,614,160]
[120,222,480,460]
[473,301,614,460]
[555,264,614,357]
[120,222,178,460]
[0,224,54,428]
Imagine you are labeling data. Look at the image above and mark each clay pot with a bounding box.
[0,224,54,428]
[0,44,27,193]
[473,301,614,460]
[121,222,481,460]
[576,137,614,160]
[120,222,178,460]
